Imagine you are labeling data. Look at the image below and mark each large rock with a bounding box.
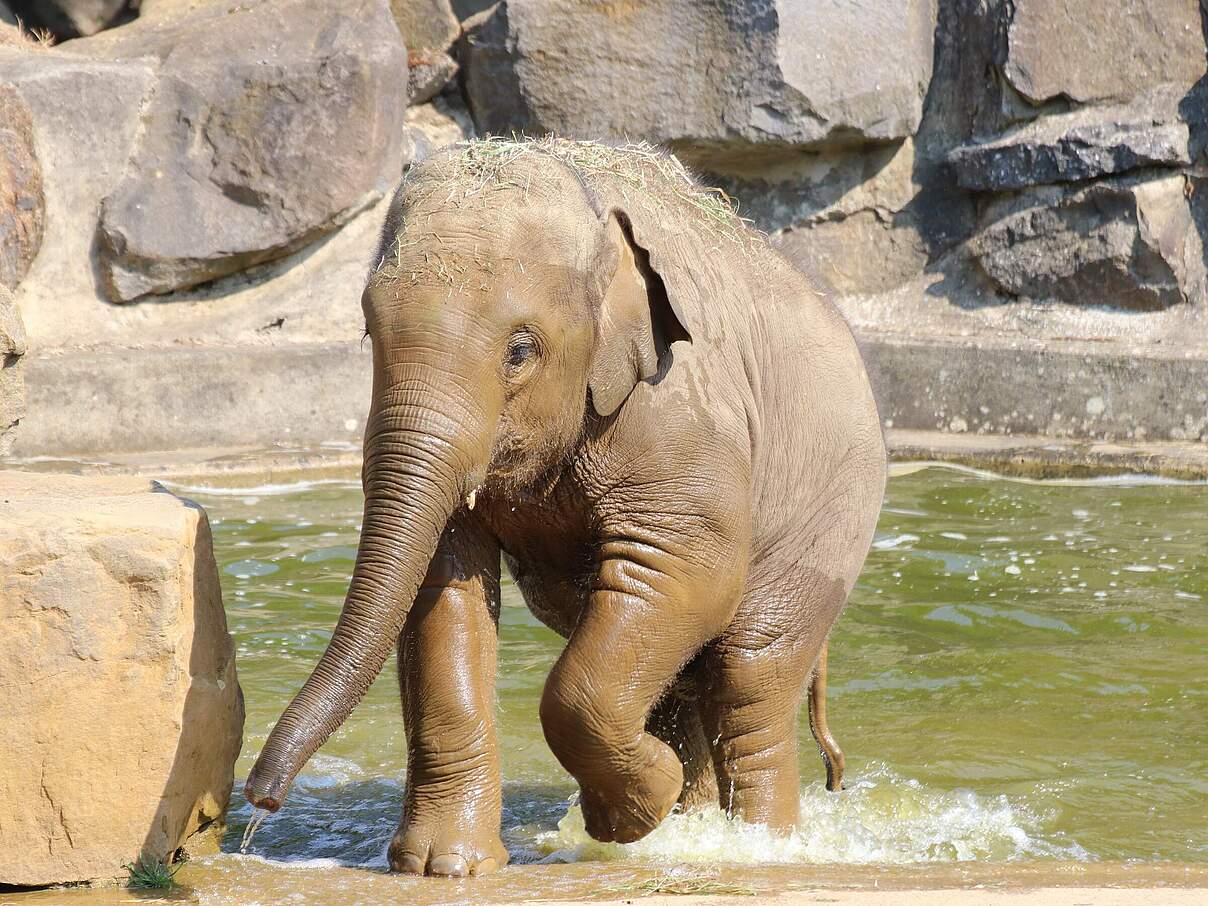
[0,284,24,455]
[949,93,1192,191]
[0,47,159,322]
[0,472,243,887]
[83,0,407,301]
[969,172,1206,310]
[462,0,937,156]
[0,82,43,290]
[1001,0,1206,106]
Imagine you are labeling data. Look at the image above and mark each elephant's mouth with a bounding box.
[485,425,582,498]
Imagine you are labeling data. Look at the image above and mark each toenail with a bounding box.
[397,853,426,875]
[429,853,469,877]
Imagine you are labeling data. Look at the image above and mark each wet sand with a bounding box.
[11,860,1204,906]
[568,892,1208,906]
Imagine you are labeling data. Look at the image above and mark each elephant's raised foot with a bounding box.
[578,738,684,844]
[388,821,509,877]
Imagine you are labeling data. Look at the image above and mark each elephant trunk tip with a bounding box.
[244,766,290,813]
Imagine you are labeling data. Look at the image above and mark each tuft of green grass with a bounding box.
[124,856,182,890]
[603,872,758,897]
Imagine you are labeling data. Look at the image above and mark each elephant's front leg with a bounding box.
[539,528,745,844]
[389,516,508,877]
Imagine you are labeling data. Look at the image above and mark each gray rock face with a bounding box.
[950,123,1190,192]
[0,284,25,456]
[0,83,42,290]
[949,91,1193,191]
[969,173,1205,311]
[88,0,407,301]
[463,0,936,155]
[1002,0,1206,106]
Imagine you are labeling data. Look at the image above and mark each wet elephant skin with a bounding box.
[244,140,888,877]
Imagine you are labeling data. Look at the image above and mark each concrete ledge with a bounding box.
[888,430,1208,480]
[6,335,1208,473]
[5,431,1207,482]
[15,342,371,457]
[862,332,1208,442]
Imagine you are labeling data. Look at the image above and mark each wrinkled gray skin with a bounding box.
[246,140,887,876]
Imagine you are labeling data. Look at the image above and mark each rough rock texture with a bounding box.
[5,0,132,39]
[85,0,407,301]
[0,472,243,887]
[462,0,937,155]
[949,94,1193,191]
[759,139,928,294]
[0,283,24,455]
[1002,0,1206,106]
[402,94,475,166]
[392,0,459,52]
[0,82,42,290]
[0,47,159,316]
[407,49,458,105]
[969,173,1205,310]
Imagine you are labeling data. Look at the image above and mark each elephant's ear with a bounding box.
[588,211,692,417]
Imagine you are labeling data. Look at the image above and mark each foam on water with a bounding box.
[166,478,361,496]
[534,766,1088,865]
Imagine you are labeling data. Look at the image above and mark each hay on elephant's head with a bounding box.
[373,136,754,288]
[405,136,749,232]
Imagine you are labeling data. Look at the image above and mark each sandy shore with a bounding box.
[546,892,1208,906]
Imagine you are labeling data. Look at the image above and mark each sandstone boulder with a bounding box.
[462,0,936,157]
[0,472,244,887]
[83,0,407,301]
[1001,0,1206,106]
[0,283,24,455]
[969,173,1206,310]
[0,82,43,290]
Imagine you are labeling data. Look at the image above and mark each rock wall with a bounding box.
[2,0,1206,455]
[0,472,244,886]
[0,284,24,454]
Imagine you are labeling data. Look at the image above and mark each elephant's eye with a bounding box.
[504,331,539,372]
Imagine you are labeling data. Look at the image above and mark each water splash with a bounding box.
[534,766,1088,865]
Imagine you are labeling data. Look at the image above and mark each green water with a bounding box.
[175,465,1207,872]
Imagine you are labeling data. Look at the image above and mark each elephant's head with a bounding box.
[245,143,695,811]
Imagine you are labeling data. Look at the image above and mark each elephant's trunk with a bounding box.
[245,394,480,812]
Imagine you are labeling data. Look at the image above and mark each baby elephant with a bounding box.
[246,139,886,876]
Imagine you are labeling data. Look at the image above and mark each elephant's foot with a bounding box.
[388,813,509,877]
[578,735,684,843]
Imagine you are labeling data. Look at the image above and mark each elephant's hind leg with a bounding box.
[808,641,845,792]
[700,574,849,831]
